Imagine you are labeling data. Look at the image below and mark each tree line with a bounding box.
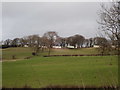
[0,31,118,56]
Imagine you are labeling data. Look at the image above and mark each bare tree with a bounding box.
[73,35,85,48]
[4,39,12,46]
[84,39,89,48]
[40,36,50,52]
[89,38,94,47]
[98,1,120,51]
[53,37,63,47]
[94,37,112,55]
[19,38,27,47]
[26,35,34,47]
[66,36,76,48]
[32,35,41,55]
[43,31,58,56]
[11,38,20,47]
[66,35,85,48]
[57,37,66,48]
[26,35,42,55]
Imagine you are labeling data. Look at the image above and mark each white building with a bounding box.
[53,46,62,49]
[24,45,28,47]
[67,46,75,49]
[93,45,100,48]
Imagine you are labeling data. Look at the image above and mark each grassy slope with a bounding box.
[2,47,100,60]
[2,47,32,60]
[2,56,118,88]
[51,48,99,55]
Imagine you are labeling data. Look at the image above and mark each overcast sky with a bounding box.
[2,2,105,40]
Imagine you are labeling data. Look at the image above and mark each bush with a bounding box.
[32,52,36,56]
[12,55,16,59]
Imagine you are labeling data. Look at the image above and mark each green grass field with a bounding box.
[2,47,100,60]
[2,56,118,88]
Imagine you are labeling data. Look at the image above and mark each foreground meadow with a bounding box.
[2,55,118,88]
